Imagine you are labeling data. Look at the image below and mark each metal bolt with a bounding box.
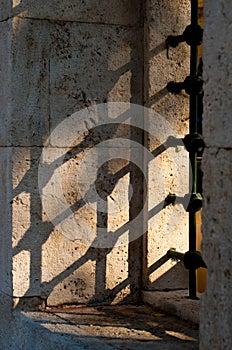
[167,75,203,95]
[183,133,205,153]
[167,24,203,48]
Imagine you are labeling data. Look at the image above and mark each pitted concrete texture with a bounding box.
[9,10,144,306]
[1,0,190,310]
[143,290,200,324]
[10,304,199,350]
[203,0,232,148]
[143,0,190,293]
[200,0,232,349]
[10,0,142,25]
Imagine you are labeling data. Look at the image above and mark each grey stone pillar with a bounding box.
[200,1,232,349]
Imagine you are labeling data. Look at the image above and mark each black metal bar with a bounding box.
[189,0,199,300]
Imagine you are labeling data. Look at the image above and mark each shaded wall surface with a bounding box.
[0,0,190,317]
[200,0,232,349]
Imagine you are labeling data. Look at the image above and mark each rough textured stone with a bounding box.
[144,0,190,134]
[11,18,50,146]
[203,0,232,148]
[8,305,198,349]
[43,238,96,306]
[202,148,232,243]
[0,21,12,146]
[143,0,190,291]
[9,4,144,306]
[200,239,232,350]
[3,17,142,147]
[200,1,232,348]
[200,148,232,350]
[0,148,12,296]
[12,147,48,298]
[11,147,144,305]
[49,22,143,131]
[11,0,142,26]
[143,290,200,324]
[11,141,144,305]
[0,18,50,147]
[2,18,144,146]
[0,292,13,348]
[0,148,13,347]
[0,0,11,21]
[3,0,190,314]
[1,1,232,349]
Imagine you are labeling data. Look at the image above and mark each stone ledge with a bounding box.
[1,304,199,349]
[10,311,108,350]
[142,290,200,324]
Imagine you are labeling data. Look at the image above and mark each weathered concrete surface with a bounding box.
[4,17,143,146]
[143,0,190,291]
[11,0,142,26]
[9,304,198,350]
[0,148,12,296]
[2,1,142,24]
[0,21,12,146]
[0,291,13,349]
[0,147,12,341]
[0,18,50,147]
[202,149,232,244]
[200,1,232,349]
[1,0,191,317]
[202,0,232,148]
[143,290,200,324]
[0,0,11,21]
[0,148,13,347]
[49,21,143,130]
[11,18,50,146]
[200,150,232,350]
[7,1,144,308]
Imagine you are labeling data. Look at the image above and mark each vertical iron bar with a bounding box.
[189,0,199,299]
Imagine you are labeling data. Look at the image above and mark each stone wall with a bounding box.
[1,1,231,348]
[200,0,232,349]
[0,1,144,311]
[143,0,190,291]
[0,0,190,316]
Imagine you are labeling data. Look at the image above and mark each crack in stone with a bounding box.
[0,15,15,23]
[0,14,142,28]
